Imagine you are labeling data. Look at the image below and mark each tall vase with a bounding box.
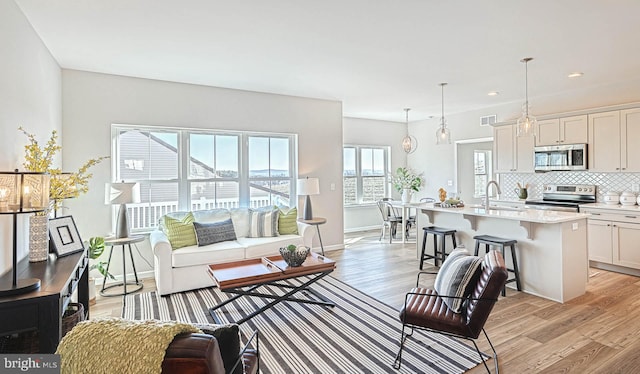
[29,214,49,262]
[401,189,412,203]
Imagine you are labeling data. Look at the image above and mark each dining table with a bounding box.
[388,201,427,243]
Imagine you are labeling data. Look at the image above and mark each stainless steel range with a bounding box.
[525,184,596,212]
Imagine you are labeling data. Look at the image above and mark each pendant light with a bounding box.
[435,83,451,145]
[517,57,536,137]
[401,108,417,154]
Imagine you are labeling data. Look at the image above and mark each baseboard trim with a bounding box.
[344,225,380,233]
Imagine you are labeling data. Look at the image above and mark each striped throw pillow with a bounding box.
[278,207,298,235]
[248,208,279,238]
[162,212,197,249]
[434,248,483,313]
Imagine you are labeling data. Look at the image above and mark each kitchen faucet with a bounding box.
[485,180,502,210]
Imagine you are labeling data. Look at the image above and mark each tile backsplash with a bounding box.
[498,172,640,201]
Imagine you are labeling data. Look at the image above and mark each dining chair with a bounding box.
[376,200,402,243]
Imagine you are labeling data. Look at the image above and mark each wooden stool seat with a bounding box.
[473,234,521,296]
[420,226,457,269]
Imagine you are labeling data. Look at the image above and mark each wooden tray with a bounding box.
[265,252,335,275]
[208,258,282,289]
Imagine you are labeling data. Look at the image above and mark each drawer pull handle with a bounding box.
[590,213,601,215]
[625,216,637,219]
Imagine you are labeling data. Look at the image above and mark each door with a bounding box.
[515,134,535,172]
[494,125,514,172]
[614,222,640,269]
[587,219,613,263]
[456,141,493,205]
[588,111,620,171]
[560,115,588,144]
[536,119,560,146]
[621,108,640,172]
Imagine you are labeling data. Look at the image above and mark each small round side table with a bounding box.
[100,235,145,297]
[297,217,327,255]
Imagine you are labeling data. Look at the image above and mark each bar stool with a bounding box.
[473,235,522,296]
[420,226,457,269]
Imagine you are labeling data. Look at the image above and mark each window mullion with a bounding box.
[179,131,189,210]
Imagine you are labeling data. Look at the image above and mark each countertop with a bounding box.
[579,203,640,212]
[420,204,588,224]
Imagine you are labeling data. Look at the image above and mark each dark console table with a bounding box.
[0,250,89,353]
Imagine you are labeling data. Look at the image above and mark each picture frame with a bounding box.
[49,215,85,257]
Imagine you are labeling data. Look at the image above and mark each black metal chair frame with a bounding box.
[229,329,260,374]
[393,271,500,374]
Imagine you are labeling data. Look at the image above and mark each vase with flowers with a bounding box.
[390,167,424,203]
[20,127,108,261]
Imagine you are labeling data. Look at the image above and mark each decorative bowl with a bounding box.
[279,246,310,267]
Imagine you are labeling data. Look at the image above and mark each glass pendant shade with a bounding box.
[517,57,536,137]
[435,123,451,145]
[401,108,417,153]
[435,83,451,145]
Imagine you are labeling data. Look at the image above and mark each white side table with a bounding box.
[297,217,327,255]
[101,235,145,297]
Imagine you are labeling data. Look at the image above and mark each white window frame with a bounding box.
[343,144,391,206]
[111,124,297,232]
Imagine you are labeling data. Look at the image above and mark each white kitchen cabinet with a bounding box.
[536,115,588,146]
[588,108,640,172]
[584,208,640,270]
[494,124,534,173]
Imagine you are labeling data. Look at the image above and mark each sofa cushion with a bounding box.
[193,323,241,374]
[278,207,298,235]
[239,235,303,259]
[192,209,231,224]
[434,248,483,313]
[247,208,279,238]
[230,208,251,238]
[171,241,246,268]
[163,212,197,249]
[194,219,237,247]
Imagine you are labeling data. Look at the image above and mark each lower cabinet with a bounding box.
[587,217,640,269]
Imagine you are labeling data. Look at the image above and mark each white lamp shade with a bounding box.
[105,182,141,205]
[297,178,320,196]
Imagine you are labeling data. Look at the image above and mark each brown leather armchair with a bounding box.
[393,250,507,373]
[163,330,259,374]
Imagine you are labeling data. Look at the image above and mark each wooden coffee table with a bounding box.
[208,253,336,324]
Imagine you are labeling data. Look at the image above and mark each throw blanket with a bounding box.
[56,318,200,374]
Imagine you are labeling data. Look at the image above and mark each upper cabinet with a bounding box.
[494,124,535,173]
[588,108,640,172]
[536,115,588,146]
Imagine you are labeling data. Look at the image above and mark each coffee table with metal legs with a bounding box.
[208,254,336,324]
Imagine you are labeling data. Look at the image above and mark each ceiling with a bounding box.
[15,0,640,122]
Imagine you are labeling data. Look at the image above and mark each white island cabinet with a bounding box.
[417,205,589,303]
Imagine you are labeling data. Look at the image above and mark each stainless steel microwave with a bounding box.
[534,144,587,172]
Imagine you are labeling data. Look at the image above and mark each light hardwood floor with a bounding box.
[91,231,640,373]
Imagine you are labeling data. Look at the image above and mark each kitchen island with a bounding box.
[417,204,589,303]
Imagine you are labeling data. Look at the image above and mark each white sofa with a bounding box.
[150,208,315,295]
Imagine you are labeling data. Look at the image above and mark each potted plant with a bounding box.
[86,237,115,304]
[390,167,424,203]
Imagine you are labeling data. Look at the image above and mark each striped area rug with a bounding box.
[123,276,484,373]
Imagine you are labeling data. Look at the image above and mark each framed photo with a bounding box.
[49,215,84,257]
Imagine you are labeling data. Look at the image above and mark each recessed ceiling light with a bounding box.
[487,91,499,96]
[568,72,584,78]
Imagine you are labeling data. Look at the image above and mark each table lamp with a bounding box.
[105,182,140,239]
[297,177,320,220]
[0,170,50,296]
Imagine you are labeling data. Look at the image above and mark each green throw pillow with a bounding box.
[278,207,298,235]
[163,212,197,249]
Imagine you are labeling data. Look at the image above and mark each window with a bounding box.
[343,145,390,205]
[474,150,492,198]
[113,126,296,231]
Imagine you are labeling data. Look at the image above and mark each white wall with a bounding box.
[62,70,344,277]
[0,1,61,275]
[343,117,406,231]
